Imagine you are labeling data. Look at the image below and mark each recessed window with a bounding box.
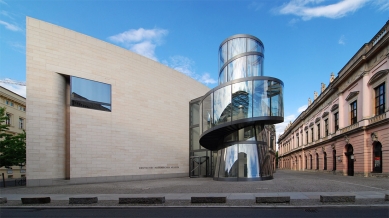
[334,112,339,132]
[375,83,385,115]
[70,76,111,112]
[317,124,320,139]
[19,118,24,129]
[311,128,314,142]
[5,113,11,126]
[306,131,308,144]
[324,119,328,137]
[5,100,13,106]
[350,101,357,125]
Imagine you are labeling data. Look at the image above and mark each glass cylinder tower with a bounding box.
[199,34,284,181]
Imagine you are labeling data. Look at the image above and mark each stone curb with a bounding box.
[1,205,388,209]
[320,195,355,203]
[119,197,165,204]
[21,197,51,204]
[69,197,98,204]
[256,196,290,203]
[191,197,227,203]
[0,197,7,204]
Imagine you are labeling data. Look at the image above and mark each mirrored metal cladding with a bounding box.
[198,34,283,181]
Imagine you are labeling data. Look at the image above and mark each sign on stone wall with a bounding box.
[139,166,179,170]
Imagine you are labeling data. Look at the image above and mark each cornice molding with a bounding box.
[331,104,339,112]
[368,69,388,85]
[345,91,359,101]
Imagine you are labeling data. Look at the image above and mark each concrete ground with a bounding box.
[1,170,388,207]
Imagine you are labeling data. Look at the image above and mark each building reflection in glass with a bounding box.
[198,34,283,181]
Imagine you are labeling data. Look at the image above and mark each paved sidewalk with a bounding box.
[1,191,389,201]
[1,170,388,207]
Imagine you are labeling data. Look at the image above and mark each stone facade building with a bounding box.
[26,17,209,186]
[277,21,389,177]
[0,86,26,179]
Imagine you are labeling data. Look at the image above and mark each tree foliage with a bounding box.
[0,107,26,168]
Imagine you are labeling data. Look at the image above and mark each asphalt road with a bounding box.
[2,207,389,218]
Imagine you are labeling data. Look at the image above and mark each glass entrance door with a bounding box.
[345,145,354,176]
[190,156,209,178]
[373,142,382,173]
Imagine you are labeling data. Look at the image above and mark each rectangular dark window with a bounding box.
[324,119,328,137]
[317,124,320,139]
[5,113,11,125]
[306,131,308,144]
[334,112,339,132]
[350,101,357,125]
[375,83,385,115]
[19,118,24,129]
[70,76,111,112]
[297,136,299,147]
[311,128,314,142]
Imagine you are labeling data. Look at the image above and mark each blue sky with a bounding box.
[0,0,388,139]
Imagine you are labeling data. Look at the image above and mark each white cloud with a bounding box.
[374,0,389,11]
[0,83,26,98]
[275,114,296,145]
[275,103,309,148]
[8,41,25,54]
[288,18,300,26]
[199,73,217,84]
[338,34,346,45]
[164,55,217,85]
[0,20,21,31]
[297,104,308,113]
[0,10,13,20]
[108,28,168,61]
[248,1,264,11]
[278,0,368,20]
[130,41,157,61]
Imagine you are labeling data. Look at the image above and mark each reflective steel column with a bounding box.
[199,35,284,181]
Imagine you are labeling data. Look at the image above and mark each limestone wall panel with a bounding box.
[26,17,209,181]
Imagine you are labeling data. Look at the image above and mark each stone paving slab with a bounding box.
[1,191,388,201]
[1,170,388,207]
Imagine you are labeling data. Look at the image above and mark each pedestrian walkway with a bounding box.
[1,170,388,207]
[1,191,388,201]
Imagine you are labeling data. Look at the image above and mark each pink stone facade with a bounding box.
[278,21,389,177]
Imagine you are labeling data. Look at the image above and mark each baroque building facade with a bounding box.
[278,21,389,177]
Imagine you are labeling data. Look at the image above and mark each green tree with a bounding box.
[0,107,26,168]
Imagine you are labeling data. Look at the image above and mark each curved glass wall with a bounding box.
[202,93,213,132]
[213,124,274,180]
[199,34,282,181]
[201,77,283,133]
[218,35,264,85]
